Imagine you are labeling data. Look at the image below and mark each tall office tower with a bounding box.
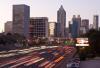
[54,23,60,37]
[71,15,81,38]
[5,21,12,34]
[13,4,30,37]
[68,21,72,38]
[57,5,66,38]
[76,15,81,35]
[81,19,89,34]
[29,17,48,38]
[68,21,72,33]
[49,22,56,37]
[65,27,69,38]
[93,15,99,30]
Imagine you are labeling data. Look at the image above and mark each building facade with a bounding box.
[93,15,99,30]
[29,17,48,38]
[76,15,81,35]
[68,21,72,33]
[13,4,30,37]
[71,15,81,38]
[57,5,66,38]
[68,21,72,38]
[54,23,60,37]
[5,21,12,34]
[49,22,56,37]
[80,19,89,34]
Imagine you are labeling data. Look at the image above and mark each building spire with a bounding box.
[60,5,63,9]
[59,5,65,11]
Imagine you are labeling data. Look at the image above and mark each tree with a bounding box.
[82,29,100,56]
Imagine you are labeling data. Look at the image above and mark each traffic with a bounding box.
[0,46,77,68]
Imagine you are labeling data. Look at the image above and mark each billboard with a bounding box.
[76,38,89,46]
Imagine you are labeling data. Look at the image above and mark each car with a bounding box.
[67,58,80,68]
[67,62,80,68]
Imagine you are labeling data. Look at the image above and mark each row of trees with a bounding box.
[0,33,26,51]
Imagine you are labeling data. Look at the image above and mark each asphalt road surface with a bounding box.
[0,46,76,68]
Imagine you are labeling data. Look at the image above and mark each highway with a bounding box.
[0,46,76,68]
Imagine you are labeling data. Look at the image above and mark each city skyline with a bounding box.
[0,0,100,32]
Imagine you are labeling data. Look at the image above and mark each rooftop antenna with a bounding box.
[58,0,63,6]
[61,0,63,6]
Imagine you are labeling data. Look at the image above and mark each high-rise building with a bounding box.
[5,21,12,34]
[71,15,81,38]
[68,21,72,38]
[81,19,89,34]
[13,4,30,37]
[29,17,48,38]
[93,15,99,30]
[49,22,56,37]
[76,15,81,35]
[54,23,60,37]
[68,21,72,33]
[57,5,66,38]
[65,27,69,38]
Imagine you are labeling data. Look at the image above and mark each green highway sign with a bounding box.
[64,40,75,45]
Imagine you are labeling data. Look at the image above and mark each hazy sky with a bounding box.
[0,0,100,32]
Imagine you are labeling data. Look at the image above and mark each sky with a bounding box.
[0,0,100,32]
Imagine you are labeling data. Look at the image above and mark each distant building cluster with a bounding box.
[4,4,99,39]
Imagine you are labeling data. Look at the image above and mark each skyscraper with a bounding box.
[68,21,72,33]
[68,21,72,38]
[81,19,89,33]
[13,4,30,37]
[76,15,81,35]
[93,15,99,30]
[57,5,66,38]
[54,23,60,37]
[29,17,48,38]
[71,15,81,38]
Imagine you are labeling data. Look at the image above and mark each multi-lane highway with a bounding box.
[0,46,76,68]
